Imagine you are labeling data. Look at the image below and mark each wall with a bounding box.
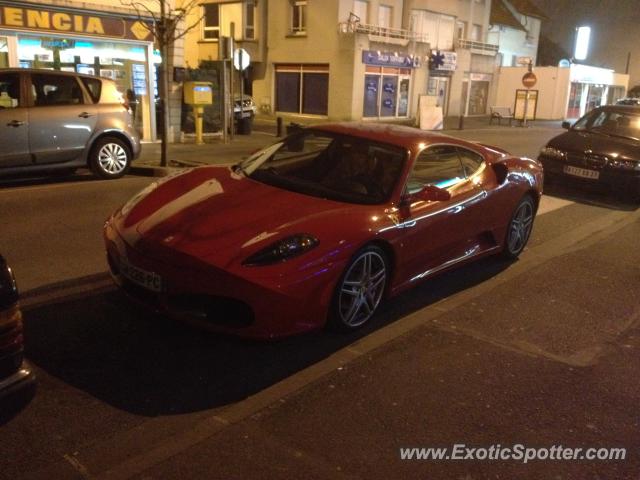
[495,66,571,119]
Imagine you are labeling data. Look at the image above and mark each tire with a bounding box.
[327,245,388,331]
[501,195,535,259]
[89,137,131,179]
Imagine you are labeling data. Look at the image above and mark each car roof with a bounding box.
[599,104,640,114]
[0,67,111,83]
[309,122,477,153]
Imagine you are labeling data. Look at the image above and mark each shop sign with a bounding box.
[429,50,456,72]
[362,50,420,68]
[470,73,491,82]
[0,5,153,41]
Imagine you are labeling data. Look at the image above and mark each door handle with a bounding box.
[78,112,93,118]
[7,120,25,127]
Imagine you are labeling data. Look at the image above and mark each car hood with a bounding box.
[114,166,378,268]
[548,130,640,160]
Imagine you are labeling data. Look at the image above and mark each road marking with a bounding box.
[537,195,573,215]
[63,454,94,479]
[88,206,638,480]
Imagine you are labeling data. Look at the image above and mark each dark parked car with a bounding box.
[539,105,640,200]
[0,255,35,403]
[615,98,640,106]
[0,69,140,179]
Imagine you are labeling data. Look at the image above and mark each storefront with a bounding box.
[0,2,157,139]
[361,50,418,119]
[566,65,626,119]
[461,72,492,116]
[426,50,457,116]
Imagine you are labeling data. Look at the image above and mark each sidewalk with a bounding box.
[130,116,562,177]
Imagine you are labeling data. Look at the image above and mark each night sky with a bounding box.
[531,0,640,86]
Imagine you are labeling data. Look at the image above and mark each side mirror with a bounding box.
[561,121,571,130]
[404,184,451,204]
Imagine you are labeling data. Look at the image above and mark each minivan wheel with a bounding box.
[89,137,131,179]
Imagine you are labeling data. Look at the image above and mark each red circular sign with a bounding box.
[522,72,537,88]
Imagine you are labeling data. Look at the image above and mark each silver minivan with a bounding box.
[0,69,140,179]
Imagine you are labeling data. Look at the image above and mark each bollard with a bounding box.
[276,116,283,137]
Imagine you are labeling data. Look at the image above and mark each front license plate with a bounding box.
[564,165,600,180]
[241,112,251,118]
[120,258,163,292]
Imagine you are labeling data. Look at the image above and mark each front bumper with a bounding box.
[104,223,342,339]
[539,155,640,194]
[0,304,36,400]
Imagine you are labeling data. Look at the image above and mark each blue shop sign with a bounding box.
[362,50,420,68]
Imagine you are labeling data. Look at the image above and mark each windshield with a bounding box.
[573,109,640,141]
[237,130,406,204]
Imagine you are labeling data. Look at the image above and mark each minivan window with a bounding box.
[0,73,21,108]
[80,77,102,103]
[31,74,84,106]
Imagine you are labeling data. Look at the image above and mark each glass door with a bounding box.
[0,37,8,68]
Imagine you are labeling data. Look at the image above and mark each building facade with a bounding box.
[488,0,546,67]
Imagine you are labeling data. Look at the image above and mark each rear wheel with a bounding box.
[328,246,387,331]
[89,137,131,179]
[502,195,535,259]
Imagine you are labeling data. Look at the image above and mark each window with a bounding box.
[203,4,220,40]
[363,67,411,118]
[471,24,482,42]
[81,77,102,103]
[31,74,84,106]
[407,145,464,192]
[456,20,466,40]
[353,0,368,23]
[411,10,455,50]
[245,1,255,39]
[378,5,392,28]
[0,74,21,108]
[275,64,329,115]
[203,2,247,40]
[457,148,484,177]
[291,0,307,34]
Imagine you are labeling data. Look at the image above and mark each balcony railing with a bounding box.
[338,21,423,43]
[457,38,499,55]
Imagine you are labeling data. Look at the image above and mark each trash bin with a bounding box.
[237,116,253,135]
[286,122,303,135]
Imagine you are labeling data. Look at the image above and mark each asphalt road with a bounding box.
[1,126,639,480]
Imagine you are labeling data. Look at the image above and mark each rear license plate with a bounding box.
[120,258,163,292]
[563,165,600,180]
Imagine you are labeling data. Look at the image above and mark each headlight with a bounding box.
[609,158,640,171]
[540,146,567,160]
[243,234,319,266]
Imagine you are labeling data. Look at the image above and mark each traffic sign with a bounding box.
[522,72,537,88]
[233,48,250,71]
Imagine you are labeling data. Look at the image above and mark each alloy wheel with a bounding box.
[337,250,387,328]
[506,199,534,255]
[98,143,128,175]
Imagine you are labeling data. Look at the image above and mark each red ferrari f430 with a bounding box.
[104,123,543,339]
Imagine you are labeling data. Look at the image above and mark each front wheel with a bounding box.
[502,195,535,259]
[328,246,388,331]
[89,137,131,179]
